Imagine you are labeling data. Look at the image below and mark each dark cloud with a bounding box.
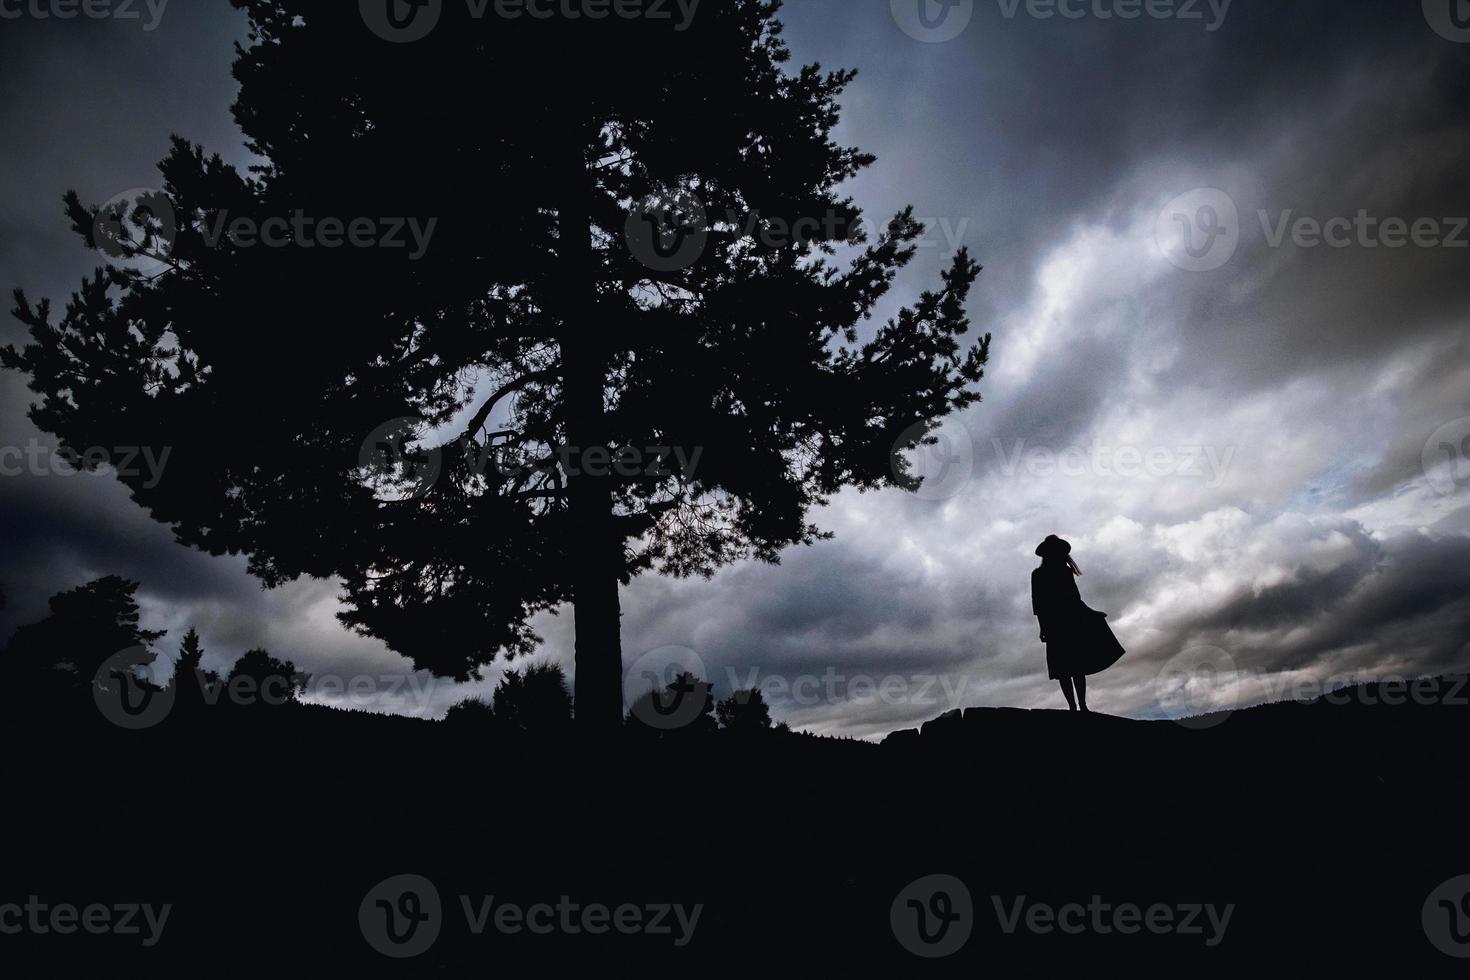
[1197,525,1384,635]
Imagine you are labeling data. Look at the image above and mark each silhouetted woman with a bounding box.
[1031,535,1125,712]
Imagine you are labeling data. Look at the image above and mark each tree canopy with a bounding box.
[4,0,989,728]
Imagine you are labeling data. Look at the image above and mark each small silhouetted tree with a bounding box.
[171,627,224,715]
[717,688,772,733]
[490,663,574,737]
[224,649,307,710]
[4,1,990,732]
[176,628,205,678]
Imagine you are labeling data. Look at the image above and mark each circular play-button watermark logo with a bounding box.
[1423,875,1470,958]
[92,645,175,730]
[1424,0,1470,42]
[360,873,443,958]
[625,188,708,273]
[623,645,709,730]
[1423,417,1470,496]
[892,420,975,501]
[93,188,177,262]
[360,0,443,42]
[891,873,973,957]
[1154,645,1240,728]
[890,0,974,43]
[1155,188,1240,272]
[358,417,445,502]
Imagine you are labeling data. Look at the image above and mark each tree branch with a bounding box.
[461,369,557,442]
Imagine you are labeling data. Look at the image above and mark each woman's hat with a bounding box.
[1035,535,1071,558]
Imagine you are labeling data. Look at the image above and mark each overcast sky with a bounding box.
[2,0,1468,737]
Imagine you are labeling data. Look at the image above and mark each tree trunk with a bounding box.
[564,342,625,734]
[558,130,625,734]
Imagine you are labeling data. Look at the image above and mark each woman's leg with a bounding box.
[1074,674,1088,712]
[1057,676,1077,711]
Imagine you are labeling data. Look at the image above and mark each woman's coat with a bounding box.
[1031,561,1126,679]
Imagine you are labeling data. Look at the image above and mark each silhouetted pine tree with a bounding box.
[176,628,204,678]
[4,0,989,731]
[490,663,574,737]
[3,576,165,709]
[171,627,223,716]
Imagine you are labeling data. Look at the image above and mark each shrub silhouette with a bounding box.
[223,649,307,710]
[625,671,718,738]
[445,662,573,737]
[717,688,772,733]
[444,695,496,728]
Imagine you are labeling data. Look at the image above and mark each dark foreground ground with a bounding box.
[3,677,1468,973]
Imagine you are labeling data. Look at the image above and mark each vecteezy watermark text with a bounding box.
[992,894,1234,946]
[90,190,438,262]
[0,0,167,29]
[91,646,443,730]
[992,439,1235,487]
[1259,210,1469,250]
[1157,188,1468,272]
[199,212,439,261]
[724,667,971,712]
[358,874,701,958]
[460,895,701,945]
[891,0,1230,43]
[359,414,705,503]
[623,196,970,273]
[0,896,171,947]
[359,0,701,43]
[890,875,1233,958]
[995,0,1231,31]
[0,440,170,489]
[1154,646,1470,729]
